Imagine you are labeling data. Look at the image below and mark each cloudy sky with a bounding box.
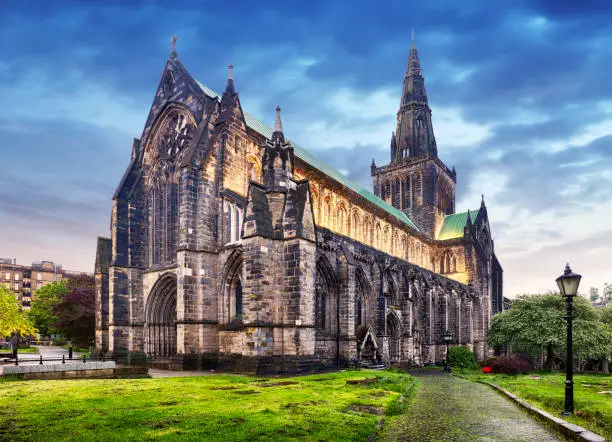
[1,0,611,297]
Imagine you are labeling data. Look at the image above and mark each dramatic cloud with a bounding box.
[0,0,611,296]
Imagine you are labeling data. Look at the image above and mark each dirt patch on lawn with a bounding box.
[260,381,299,388]
[281,400,323,409]
[210,386,240,390]
[150,417,180,428]
[346,404,384,415]
[159,401,179,406]
[233,390,260,395]
[346,378,377,385]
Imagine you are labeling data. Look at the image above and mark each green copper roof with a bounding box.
[195,80,220,101]
[197,83,420,232]
[437,211,475,240]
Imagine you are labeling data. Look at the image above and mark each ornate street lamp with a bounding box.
[556,263,582,416]
[443,331,453,372]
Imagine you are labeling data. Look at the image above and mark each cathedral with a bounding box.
[95,38,503,373]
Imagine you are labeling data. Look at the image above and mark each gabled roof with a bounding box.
[436,210,475,241]
[195,82,420,232]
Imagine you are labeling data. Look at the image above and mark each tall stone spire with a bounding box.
[392,34,437,162]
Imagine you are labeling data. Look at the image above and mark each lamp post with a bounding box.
[556,263,582,417]
[443,331,453,372]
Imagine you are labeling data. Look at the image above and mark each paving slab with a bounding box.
[383,370,566,441]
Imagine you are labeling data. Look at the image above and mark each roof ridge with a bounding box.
[196,82,420,232]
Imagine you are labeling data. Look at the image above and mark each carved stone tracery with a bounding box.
[158,112,194,160]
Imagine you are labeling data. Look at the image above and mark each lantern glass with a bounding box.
[556,264,582,298]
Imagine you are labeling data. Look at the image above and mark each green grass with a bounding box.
[16,347,39,354]
[0,369,416,441]
[62,345,90,354]
[456,369,611,439]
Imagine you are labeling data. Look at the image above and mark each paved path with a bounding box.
[383,370,565,441]
[17,345,71,362]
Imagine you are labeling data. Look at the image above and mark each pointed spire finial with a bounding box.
[228,64,234,81]
[274,105,283,133]
[170,36,178,54]
[411,29,415,46]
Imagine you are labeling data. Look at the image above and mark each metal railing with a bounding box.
[3,353,111,366]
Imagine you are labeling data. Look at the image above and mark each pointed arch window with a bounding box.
[224,201,243,245]
[414,174,422,206]
[337,204,347,235]
[324,197,333,230]
[440,251,457,274]
[392,179,400,208]
[315,276,327,330]
[363,217,372,245]
[383,228,390,253]
[352,211,360,240]
[402,178,411,209]
[234,279,243,321]
[149,171,179,266]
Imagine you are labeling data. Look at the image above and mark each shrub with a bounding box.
[488,356,530,374]
[482,356,498,368]
[447,346,477,369]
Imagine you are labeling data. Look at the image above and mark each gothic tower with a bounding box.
[372,36,456,238]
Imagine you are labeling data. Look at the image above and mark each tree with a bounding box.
[604,283,612,305]
[488,293,612,371]
[53,275,95,347]
[0,286,36,337]
[601,306,612,327]
[589,287,600,303]
[27,281,68,338]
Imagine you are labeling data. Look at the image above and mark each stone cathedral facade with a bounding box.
[95,40,503,373]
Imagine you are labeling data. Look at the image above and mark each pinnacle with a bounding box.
[273,105,283,134]
[169,35,178,58]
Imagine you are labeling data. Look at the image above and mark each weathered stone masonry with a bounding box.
[95,40,503,373]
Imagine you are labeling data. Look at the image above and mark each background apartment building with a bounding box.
[0,258,92,309]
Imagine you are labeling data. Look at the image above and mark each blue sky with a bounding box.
[1,0,611,297]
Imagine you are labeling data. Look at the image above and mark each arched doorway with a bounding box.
[387,312,402,363]
[356,324,378,364]
[145,273,177,357]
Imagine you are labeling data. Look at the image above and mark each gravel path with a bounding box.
[382,370,565,441]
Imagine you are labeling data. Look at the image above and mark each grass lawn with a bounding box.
[456,369,611,439]
[16,348,39,354]
[0,369,415,441]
